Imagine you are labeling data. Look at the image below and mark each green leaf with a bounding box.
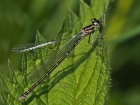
[0,0,110,105]
[0,61,23,105]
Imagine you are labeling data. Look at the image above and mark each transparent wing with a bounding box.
[11,36,76,53]
[27,32,82,84]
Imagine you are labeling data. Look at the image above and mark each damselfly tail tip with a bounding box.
[19,95,26,101]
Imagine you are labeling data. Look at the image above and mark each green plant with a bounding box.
[0,0,110,104]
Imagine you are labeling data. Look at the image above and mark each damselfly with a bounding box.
[12,18,101,101]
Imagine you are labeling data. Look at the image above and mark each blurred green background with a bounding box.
[0,0,140,105]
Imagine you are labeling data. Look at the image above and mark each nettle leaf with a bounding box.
[0,0,110,105]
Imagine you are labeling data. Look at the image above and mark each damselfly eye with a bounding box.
[91,18,97,23]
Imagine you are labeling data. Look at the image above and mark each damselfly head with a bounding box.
[91,18,101,27]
